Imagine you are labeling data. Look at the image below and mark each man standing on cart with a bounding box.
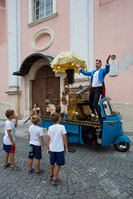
[75,55,111,122]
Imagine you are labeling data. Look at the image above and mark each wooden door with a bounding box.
[32,65,60,115]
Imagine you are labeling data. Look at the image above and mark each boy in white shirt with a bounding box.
[28,115,44,175]
[3,109,20,171]
[47,112,68,186]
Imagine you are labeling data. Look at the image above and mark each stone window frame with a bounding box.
[28,0,57,27]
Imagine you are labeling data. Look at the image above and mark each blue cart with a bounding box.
[40,97,130,152]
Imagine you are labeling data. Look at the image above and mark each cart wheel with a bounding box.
[113,142,130,152]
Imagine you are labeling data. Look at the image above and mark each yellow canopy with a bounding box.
[51,51,87,73]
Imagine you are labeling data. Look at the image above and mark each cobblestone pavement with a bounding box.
[0,120,133,199]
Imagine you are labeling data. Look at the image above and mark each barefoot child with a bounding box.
[47,112,68,186]
[28,115,44,175]
[3,109,20,171]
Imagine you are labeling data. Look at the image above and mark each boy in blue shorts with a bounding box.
[3,109,20,171]
[28,115,44,175]
[47,112,68,186]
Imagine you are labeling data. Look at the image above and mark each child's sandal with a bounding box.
[51,179,57,186]
[28,169,33,174]
[50,175,54,182]
[3,163,10,169]
[10,165,20,171]
[36,170,44,176]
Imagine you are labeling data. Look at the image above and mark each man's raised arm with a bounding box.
[103,55,111,75]
[75,63,91,76]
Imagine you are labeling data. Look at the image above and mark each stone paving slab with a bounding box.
[0,120,132,199]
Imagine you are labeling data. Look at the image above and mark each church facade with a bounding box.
[0,0,133,132]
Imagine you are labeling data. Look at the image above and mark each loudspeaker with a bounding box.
[66,69,74,84]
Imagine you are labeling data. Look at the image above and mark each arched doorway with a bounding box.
[13,53,65,117]
[32,65,60,115]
